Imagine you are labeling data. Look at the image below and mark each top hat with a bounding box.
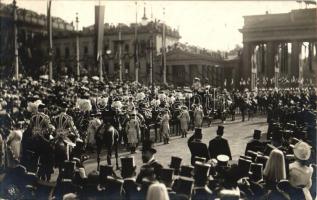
[105,176,124,193]
[179,165,194,178]
[293,141,311,161]
[174,176,194,196]
[139,165,156,181]
[194,162,211,184]
[194,156,206,164]
[253,130,261,140]
[217,126,224,135]
[255,155,269,167]
[99,165,114,183]
[238,158,252,177]
[240,155,252,161]
[193,128,202,139]
[217,155,229,167]
[264,144,276,156]
[159,168,175,188]
[169,156,182,171]
[142,140,157,154]
[121,156,136,178]
[246,150,258,162]
[61,161,76,179]
[248,163,263,182]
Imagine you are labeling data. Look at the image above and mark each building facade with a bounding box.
[240,8,317,89]
[53,21,181,84]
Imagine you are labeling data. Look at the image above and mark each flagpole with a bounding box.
[118,26,122,82]
[13,0,19,81]
[47,0,53,80]
[134,1,139,82]
[162,7,167,85]
[76,12,80,80]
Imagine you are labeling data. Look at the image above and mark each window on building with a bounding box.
[84,46,88,55]
[125,63,129,74]
[65,47,70,58]
[124,44,129,53]
[140,40,146,55]
[104,44,109,52]
[55,47,61,58]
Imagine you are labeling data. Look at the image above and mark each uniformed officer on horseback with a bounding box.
[52,101,82,160]
[30,103,55,141]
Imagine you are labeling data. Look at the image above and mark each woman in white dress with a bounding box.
[194,105,204,128]
[288,141,313,200]
[160,110,170,144]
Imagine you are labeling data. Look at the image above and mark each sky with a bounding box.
[3,0,311,51]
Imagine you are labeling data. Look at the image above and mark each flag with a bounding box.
[224,79,227,87]
[231,78,234,86]
[95,5,105,61]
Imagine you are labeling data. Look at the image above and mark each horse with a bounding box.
[95,121,119,170]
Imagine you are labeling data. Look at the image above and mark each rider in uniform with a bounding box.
[52,102,82,161]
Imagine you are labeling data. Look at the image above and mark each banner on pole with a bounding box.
[95,5,105,62]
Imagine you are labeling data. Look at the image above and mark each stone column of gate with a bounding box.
[266,41,276,88]
[291,41,301,86]
[198,64,203,80]
[242,42,253,90]
[184,64,190,85]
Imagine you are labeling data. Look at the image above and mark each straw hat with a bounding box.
[293,141,311,161]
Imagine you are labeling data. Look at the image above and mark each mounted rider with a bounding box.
[51,101,82,160]
[29,102,55,141]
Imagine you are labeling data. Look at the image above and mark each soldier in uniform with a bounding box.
[28,103,55,177]
[52,102,82,161]
[187,128,210,165]
[208,126,232,160]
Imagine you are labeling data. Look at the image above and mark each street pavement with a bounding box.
[80,115,268,177]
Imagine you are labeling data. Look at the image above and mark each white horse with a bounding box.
[86,118,102,148]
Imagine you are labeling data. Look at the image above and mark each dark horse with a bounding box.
[95,121,119,170]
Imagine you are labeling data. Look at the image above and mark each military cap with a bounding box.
[217,155,229,167]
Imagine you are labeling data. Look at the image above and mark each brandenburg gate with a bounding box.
[240,8,317,89]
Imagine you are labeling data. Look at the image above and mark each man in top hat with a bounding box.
[208,126,232,160]
[192,162,214,200]
[120,156,140,200]
[245,129,264,155]
[136,140,163,183]
[188,128,210,166]
[52,101,82,161]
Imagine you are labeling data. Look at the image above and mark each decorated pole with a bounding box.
[76,13,80,80]
[134,1,139,82]
[162,7,167,85]
[47,0,53,80]
[13,0,19,80]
